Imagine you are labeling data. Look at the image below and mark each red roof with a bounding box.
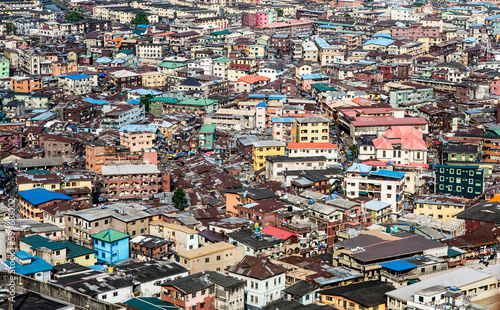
[262,226,298,240]
[287,142,338,149]
[351,116,428,127]
[235,75,269,84]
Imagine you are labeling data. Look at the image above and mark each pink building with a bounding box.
[330,0,361,8]
[491,79,500,96]
[120,131,156,153]
[300,74,330,91]
[242,11,278,27]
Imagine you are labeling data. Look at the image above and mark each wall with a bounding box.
[0,272,119,310]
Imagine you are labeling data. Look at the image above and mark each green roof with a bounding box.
[24,169,52,174]
[120,49,134,55]
[312,83,337,92]
[121,297,177,310]
[199,124,217,134]
[215,58,233,64]
[209,29,232,36]
[19,235,95,259]
[158,62,187,69]
[179,98,218,107]
[149,97,180,104]
[91,229,129,243]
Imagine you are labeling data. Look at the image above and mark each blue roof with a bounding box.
[6,252,53,275]
[127,89,162,96]
[95,56,112,63]
[19,188,73,206]
[62,74,91,80]
[370,169,405,179]
[314,37,331,48]
[269,95,287,100]
[31,112,56,121]
[300,73,328,80]
[465,109,483,114]
[365,200,392,211]
[379,260,416,271]
[318,25,336,29]
[15,251,33,260]
[469,23,484,28]
[485,14,500,20]
[272,117,295,123]
[373,32,392,39]
[126,99,140,104]
[347,163,373,173]
[358,60,376,64]
[363,38,395,47]
[463,37,476,43]
[248,94,267,98]
[84,98,109,104]
[136,24,151,28]
[119,124,160,133]
[256,102,267,108]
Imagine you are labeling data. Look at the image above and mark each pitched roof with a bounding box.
[320,281,395,307]
[261,226,299,240]
[287,142,338,149]
[91,229,129,243]
[227,256,287,280]
[236,75,270,84]
[18,188,72,206]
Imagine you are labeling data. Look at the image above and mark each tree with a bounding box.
[172,188,187,210]
[140,94,154,112]
[274,8,284,18]
[3,23,15,36]
[66,11,85,23]
[131,11,149,25]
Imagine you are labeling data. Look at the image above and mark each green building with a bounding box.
[445,144,479,162]
[389,85,434,108]
[148,97,180,117]
[0,59,9,78]
[435,165,484,199]
[198,124,217,151]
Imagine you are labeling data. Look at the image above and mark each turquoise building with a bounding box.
[91,229,130,265]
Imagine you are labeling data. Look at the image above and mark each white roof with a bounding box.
[102,164,160,176]
[386,267,495,302]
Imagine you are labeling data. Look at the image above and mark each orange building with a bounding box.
[51,60,77,76]
[225,187,277,216]
[11,76,43,92]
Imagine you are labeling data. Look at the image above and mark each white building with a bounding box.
[344,163,406,213]
[302,41,319,62]
[266,155,328,181]
[287,142,340,164]
[135,43,168,60]
[257,64,284,82]
[228,256,286,309]
[58,74,92,96]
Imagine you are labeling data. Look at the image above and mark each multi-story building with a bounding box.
[91,229,130,265]
[251,140,286,171]
[265,156,328,182]
[227,229,284,259]
[199,124,217,151]
[18,188,73,222]
[176,242,244,273]
[206,271,245,310]
[135,43,168,59]
[387,82,434,109]
[435,165,484,199]
[119,131,156,153]
[292,116,330,143]
[0,59,9,78]
[160,272,216,310]
[109,70,142,88]
[344,164,406,213]
[414,194,469,222]
[358,127,428,165]
[66,204,150,247]
[287,142,339,164]
[10,75,43,92]
[228,256,286,310]
[101,164,162,200]
[58,74,92,95]
[149,222,199,252]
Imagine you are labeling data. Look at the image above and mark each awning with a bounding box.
[359,191,368,196]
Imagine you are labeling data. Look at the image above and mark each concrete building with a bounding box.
[287,142,339,164]
[91,229,130,265]
[58,74,92,95]
[177,242,244,273]
[292,116,330,143]
[251,140,286,171]
[265,156,328,182]
[101,164,162,200]
[149,222,199,252]
[344,163,406,213]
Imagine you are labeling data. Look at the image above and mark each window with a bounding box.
[113,292,118,297]
[190,235,194,239]
[102,295,107,300]
[205,258,209,263]
[217,255,221,261]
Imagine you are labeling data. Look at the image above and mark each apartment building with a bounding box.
[292,116,330,143]
[344,163,406,213]
[414,194,469,222]
[177,242,244,273]
[251,140,286,171]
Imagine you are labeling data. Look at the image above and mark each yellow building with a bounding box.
[177,242,244,273]
[293,116,330,143]
[142,72,166,88]
[61,173,93,190]
[320,281,394,310]
[414,194,469,222]
[17,173,61,192]
[295,63,311,79]
[19,235,97,267]
[251,140,286,171]
[249,44,265,58]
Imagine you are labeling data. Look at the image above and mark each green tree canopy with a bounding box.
[131,11,149,25]
[140,94,154,112]
[172,188,188,210]
[274,8,284,17]
[66,11,85,23]
[3,23,15,36]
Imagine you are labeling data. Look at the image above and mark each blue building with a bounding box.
[91,229,130,265]
[5,251,53,281]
